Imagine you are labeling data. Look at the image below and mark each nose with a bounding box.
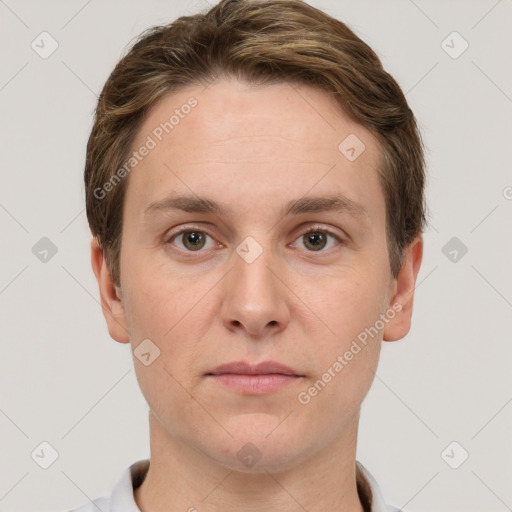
[220,242,291,338]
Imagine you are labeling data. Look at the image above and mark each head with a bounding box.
[87,0,425,472]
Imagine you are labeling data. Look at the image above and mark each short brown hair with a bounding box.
[85,0,427,286]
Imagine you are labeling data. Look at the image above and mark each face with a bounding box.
[93,77,422,473]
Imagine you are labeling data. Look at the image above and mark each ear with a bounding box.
[90,237,130,344]
[383,235,423,342]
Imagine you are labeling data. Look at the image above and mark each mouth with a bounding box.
[205,360,304,395]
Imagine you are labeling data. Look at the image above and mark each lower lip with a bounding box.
[207,374,301,394]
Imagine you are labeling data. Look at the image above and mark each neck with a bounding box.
[134,412,366,512]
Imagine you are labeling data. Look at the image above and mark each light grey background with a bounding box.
[1,0,511,511]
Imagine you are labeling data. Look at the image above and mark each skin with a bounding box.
[91,77,423,512]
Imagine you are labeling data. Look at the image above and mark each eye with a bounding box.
[167,229,217,252]
[292,227,343,252]
[165,225,343,254]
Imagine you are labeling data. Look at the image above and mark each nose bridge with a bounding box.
[220,235,289,335]
[235,242,275,297]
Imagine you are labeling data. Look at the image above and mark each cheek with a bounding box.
[305,342,381,429]
[297,292,382,420]
[121,268,205,426]
[120,247,191,337]
[120,255,218,380]
[298,270,387,395]
[309,271,388,342]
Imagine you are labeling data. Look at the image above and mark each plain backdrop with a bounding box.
[0,1,511,511]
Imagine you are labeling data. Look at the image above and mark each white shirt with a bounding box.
[68,459,402,512]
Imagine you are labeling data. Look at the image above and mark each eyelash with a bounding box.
[165,224,345,255]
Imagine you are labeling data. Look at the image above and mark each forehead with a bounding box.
[125,78,384,222]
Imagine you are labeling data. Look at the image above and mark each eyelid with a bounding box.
[295,223,345,240]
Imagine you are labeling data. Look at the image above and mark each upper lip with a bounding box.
[207,361,302,376]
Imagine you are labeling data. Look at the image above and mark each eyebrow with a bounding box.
[144,193,367,219]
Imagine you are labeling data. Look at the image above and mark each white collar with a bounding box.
[75,459,400,512]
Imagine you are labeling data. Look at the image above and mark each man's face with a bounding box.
[99,78,411,472]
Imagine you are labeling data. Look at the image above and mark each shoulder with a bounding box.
[356,460,405,512]
[65,459,149,512]
[67,496,110,512]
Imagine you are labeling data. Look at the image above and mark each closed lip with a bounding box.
[206,360,303,376]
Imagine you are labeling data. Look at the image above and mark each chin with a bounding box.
[207,415,313,474]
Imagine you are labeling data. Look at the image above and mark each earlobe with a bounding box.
[90,237,130,344]
[383,235,423,342]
